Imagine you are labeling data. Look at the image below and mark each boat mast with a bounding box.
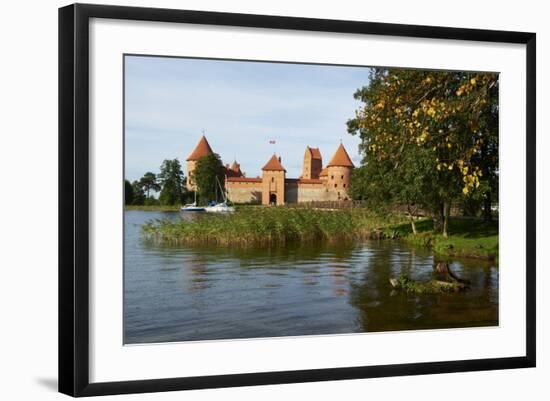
[215,176,227,203]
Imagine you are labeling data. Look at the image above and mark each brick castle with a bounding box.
[186,135,354,205]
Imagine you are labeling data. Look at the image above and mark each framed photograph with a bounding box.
[59,3,536,397]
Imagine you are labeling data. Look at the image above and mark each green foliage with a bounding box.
[158,159,185,206]
[131,180,145,205]
[144,196,160,206]
[138,172,161,197]
[348,67,499,235]
[193,153,226,205]
[396,274,464,294]
[124,179,134,205]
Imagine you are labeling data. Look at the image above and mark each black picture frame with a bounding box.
[59,3,536,397]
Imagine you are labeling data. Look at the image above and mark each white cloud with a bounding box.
[125,56,368,180]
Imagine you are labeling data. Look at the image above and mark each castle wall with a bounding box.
[286,181,342,203]
[285,182,298,203]
[226,176,350,205]
[298,185,330,202]
[226,181,262,204]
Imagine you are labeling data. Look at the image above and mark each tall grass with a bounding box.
[142,207,405,247]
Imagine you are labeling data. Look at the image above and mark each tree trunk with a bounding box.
[442,201,451,238]
[433,203,444,234]
[407,204,417,235]
[483,192,492,221]
[434,262,471,285]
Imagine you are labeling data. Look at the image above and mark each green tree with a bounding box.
[131,180,145,205]
[193,153,226,205]
[124,179,134,205]
[139,172,161,197]
[348,67,499,236]
[158,159,185,205]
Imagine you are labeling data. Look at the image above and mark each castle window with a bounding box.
[271,177,274,183]
[331,175,334,180]
[343,184,346,188]
[341,175,344,179]
[334,184,337,188]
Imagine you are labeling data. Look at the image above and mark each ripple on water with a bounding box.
[124,211,499,343]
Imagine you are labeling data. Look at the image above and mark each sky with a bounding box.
[124,55,370,183]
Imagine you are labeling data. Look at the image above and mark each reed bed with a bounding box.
[142,206,405,247]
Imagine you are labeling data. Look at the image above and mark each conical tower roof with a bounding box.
[186,135,214,161]
[261,154,286,171]
[327,143,354,168]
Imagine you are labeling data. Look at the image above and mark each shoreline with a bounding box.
[125,205,181,212]
[133,206,498,262]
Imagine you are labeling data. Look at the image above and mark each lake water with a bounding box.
[124,210,498,344]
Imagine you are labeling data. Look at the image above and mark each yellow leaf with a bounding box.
[463,187,469,195]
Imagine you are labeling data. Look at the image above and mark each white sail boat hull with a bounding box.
[204,202,235,213]
[203,176,235,213]
[180,192,205,212]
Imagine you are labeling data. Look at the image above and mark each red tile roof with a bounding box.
[226,177,262,183]
[225,160,243,177]
[306,146,322,160]
[261,154,286,171]
[186,135,214,161]
[319,167,328,177]
[327,144,354,167]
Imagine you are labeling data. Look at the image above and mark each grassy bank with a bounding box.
[388,218,498,261]
[140,206,498,261]
[142,207,406,247]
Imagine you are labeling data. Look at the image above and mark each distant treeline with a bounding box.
[125,159,192,206]
[125,153,226,206]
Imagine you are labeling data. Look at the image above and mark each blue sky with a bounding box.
[124,55,369,182]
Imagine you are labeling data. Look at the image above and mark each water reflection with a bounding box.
[124,211,498,344]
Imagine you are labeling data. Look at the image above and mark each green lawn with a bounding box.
[389,217,498,261]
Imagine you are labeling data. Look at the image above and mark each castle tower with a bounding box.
[302,146,323,179]
[186,135,214,191]
[261,154,286,205]
[229,160,243,177]
[325,143,354,200]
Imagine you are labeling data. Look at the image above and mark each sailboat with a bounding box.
[204,177,235,213]
[180,191,205,212]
